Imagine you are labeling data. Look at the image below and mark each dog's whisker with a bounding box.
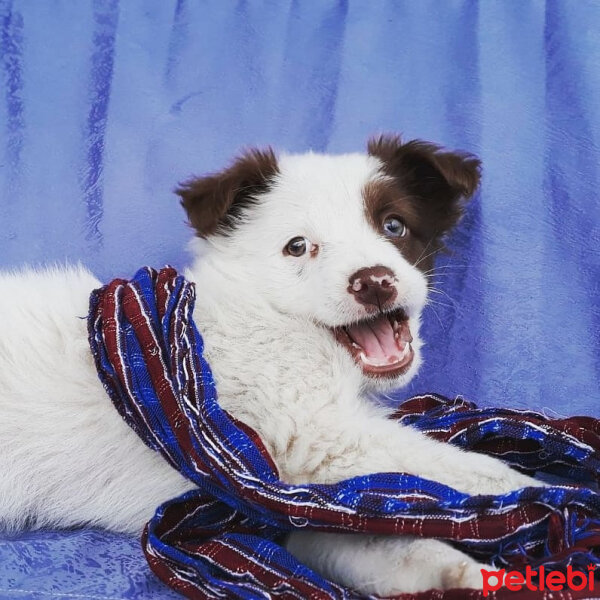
[413,241,438,269]
[426,304,447,331]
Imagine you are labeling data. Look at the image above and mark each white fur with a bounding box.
[0,151,536,594]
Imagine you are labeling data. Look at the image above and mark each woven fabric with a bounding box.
[88,267,600,600]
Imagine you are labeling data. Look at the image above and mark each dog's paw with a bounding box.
[441,560,487,590]
[484,470,543,495]
[454,462,544,496]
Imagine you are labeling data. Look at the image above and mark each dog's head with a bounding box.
[177,134,480,390]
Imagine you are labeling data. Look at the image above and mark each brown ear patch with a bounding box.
[367,133,481,247]
[176,147,279,238]
[368,134,481,199]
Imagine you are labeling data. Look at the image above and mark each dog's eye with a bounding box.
[382,216,408,238]
[284,236,310,257]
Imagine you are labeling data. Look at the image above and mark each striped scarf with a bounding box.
[88,266,600,600]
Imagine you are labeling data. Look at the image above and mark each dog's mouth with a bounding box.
[332,307,414,377]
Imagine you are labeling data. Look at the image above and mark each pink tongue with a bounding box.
[347,316,403,360]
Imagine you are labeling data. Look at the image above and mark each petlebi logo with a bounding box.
[481,564,597,596]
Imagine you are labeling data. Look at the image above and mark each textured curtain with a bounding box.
[1,1,599,598]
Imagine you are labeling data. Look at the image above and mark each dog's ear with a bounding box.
[368,134,481,236]
[176,148,279,237]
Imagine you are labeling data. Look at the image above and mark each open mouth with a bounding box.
[332,307,414,377]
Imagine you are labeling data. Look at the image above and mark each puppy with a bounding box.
[0,135,536,595]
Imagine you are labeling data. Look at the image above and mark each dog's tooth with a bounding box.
[395,341,409,359]
[360,352,390,367]
[359,352,374,366]
[360,345,412,368]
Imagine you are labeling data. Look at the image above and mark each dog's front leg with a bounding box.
[283,415,538,497]
[277,416,537,594]
[275,410,540,594]
[285,530,486,594]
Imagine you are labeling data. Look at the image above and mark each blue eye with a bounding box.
[382,216,408,238]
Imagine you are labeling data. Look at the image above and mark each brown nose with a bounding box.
[348,266,397,309]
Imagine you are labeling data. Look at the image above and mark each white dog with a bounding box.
[0,135,536,595]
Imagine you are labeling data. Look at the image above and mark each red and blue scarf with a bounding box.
[88,266,600,599]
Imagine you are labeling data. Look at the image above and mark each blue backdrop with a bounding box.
[1,1,599,598]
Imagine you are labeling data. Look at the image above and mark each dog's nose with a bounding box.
[348,266,397,309]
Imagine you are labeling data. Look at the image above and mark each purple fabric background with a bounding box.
[1,1,599,598]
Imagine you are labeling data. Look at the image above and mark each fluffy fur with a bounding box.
[0,135,537,595]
